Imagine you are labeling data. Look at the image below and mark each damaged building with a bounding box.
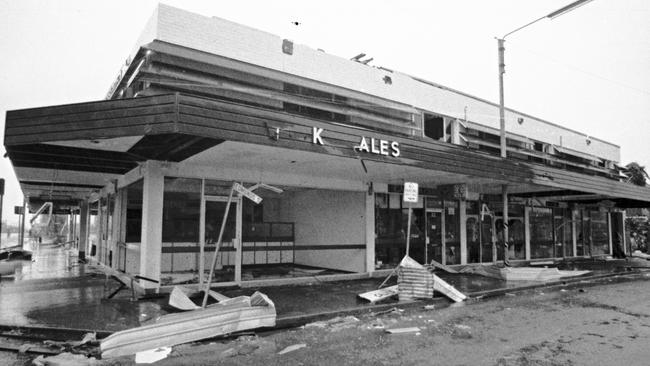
[4,4,650,293]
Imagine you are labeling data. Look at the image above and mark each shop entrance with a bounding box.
[426,210,443,264]
[202,196,242,286]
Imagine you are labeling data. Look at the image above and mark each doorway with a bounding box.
[202,196,242,286]
[426,210,443,264]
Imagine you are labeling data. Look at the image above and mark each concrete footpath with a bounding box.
[1,244,649,334]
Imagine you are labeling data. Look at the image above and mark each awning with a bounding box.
[464,122,533,145]
[553,145,603,163]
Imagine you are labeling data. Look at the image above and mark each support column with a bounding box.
[502,185,509,265]
[110,191,123,270]
[459,200,467,265]
[607,212,613,255]
[524,206,531,260]
[571,209,578,257]
[79,200,89,261]
[139,163,164,290]
[365,186,376,274]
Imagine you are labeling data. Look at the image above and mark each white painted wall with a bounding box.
[279,189,366,273]
[127,4,620,163]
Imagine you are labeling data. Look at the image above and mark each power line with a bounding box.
[509,43,650,96]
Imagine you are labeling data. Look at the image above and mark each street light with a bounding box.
[497,0,594,158]
[496,0,593,266]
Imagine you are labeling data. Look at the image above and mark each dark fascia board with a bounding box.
[4,94,178,146]
[4,89,648,204]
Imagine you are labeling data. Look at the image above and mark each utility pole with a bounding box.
[0,178,4,248]
[497,0,594,159]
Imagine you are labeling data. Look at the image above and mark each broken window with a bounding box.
[423,114,445,141]
[162,177,201,242]
[283,83,348,122]
[125,180,143,243]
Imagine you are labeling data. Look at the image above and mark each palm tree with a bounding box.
[625,162,650,186]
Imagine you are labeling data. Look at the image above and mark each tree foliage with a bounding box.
[624,162,649,186]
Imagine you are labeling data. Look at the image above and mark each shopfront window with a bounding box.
[375,193,425,267]
[465,201,480,263]
[554,208,573,257]
[125,180,143,243]
[530,207,554,259]
[590,211,610,256]
[444,201,460,264]
[162,177,201,242]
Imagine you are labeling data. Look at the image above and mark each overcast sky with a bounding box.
[0,0,648,225]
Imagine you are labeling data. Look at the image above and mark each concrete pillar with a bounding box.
[365,186,376,274]
[502,185,509,264]
[139,163,164,289]
[571,209,578,257]
[109,191,124,269]
[459,200,467,265]
[524,206,531,260]
[607,212,613,255]
[450,119,461,145]
[79,200,89,261]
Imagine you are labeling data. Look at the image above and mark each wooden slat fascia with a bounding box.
[141,64,416,130]
[5,120,177,146]
[176,96,532,184]
[463,135,616,177]
[175,94,650,203]
[145,41,418,114]
[6,104,176,132]
[6,94,176,120]
[148,51,285,91]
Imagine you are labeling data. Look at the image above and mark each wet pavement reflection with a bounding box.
[0,243,641,332]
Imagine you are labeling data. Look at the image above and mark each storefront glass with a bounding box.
[590,211,610,256]
[465,201,480,263]
[530,207,554,258]
[162,177,201,242]
[444,201,460,264]
[554,208,573,257]
[125,180,143,243]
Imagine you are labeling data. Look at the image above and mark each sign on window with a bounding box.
[403,182,418,203]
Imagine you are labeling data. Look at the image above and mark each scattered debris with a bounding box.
[358,285,398,303]
[32,352,99,366]
[305,315,359,331]
[43,332,96,351]
[385,327,420,334]
[370,307,404,317]
[278,343,307,355]
[451,324,472,339]
[461,265,590,282]
[631,250,650,260]
[398,256,466,302]
[168,286,230,311]
[427,259,459,274]
[135,347,172,364]
[101,291,276,358]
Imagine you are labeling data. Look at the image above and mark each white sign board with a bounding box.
[403,182,418,203]
[233,183,262,204]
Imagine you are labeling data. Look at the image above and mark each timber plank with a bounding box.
[177,96,543,183]
[6,104,176,129]
[5,120,176,145]
[6,94,177,119]
[145,41,418,114]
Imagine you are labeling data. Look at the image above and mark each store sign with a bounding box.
[403,182,418,203]
[312,127,400,157]
[233,183,262,204]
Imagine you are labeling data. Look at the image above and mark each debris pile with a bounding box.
[100,291,276,358]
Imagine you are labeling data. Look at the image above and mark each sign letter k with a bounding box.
[313,127,324,145]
